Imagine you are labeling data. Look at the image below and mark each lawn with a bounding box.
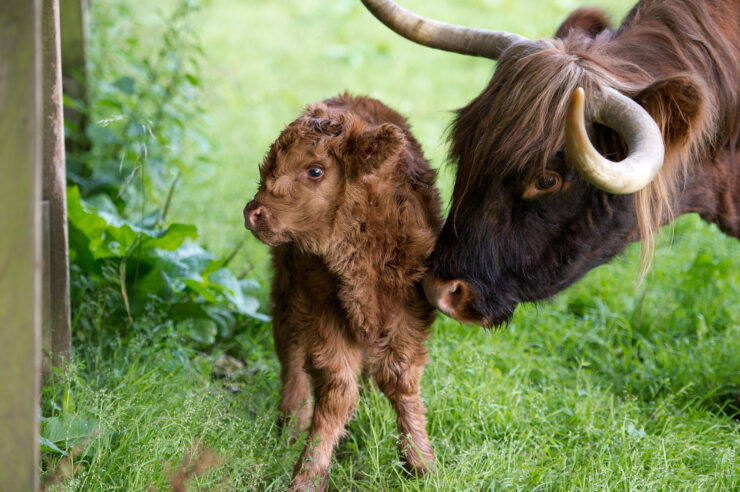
[43,0,739,490]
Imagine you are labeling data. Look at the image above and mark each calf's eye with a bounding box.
[307,167,324,180]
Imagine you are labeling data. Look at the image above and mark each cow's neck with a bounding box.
[676,146,740,238]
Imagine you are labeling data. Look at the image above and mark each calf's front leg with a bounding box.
[289,332,361,492]
[274,335,311,440]
[271,248,313,438]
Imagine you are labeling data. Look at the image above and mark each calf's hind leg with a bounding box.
[373,331,434,477]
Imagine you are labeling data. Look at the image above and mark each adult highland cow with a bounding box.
[361,0,740,326]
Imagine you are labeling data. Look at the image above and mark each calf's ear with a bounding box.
[347,123,404,175]
[636,75,709,149]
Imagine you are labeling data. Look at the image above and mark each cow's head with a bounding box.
[362,0,711,326]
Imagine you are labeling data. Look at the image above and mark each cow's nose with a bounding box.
[422,275,468,317]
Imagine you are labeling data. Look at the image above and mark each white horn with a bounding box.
[565,87,665,194]
[360,0,526,60]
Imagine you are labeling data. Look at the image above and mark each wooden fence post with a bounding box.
[60,0,88,152]
[0,0,43,490]
[42,0,72,375]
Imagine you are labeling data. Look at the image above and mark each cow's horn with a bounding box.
[565,87,665,194]
[360,0,526,60]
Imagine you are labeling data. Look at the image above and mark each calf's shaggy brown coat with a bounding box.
[243,94,442,491]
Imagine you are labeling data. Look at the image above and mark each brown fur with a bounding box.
[428,0,740,325]
[453,0,738,248]
[244,94,442,490]
[554,7,612,39]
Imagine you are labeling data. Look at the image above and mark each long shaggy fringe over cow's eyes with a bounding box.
[449,0,738,277]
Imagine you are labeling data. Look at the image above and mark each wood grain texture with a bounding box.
[0,1,43,490]
[59,0,88,151]
[42,0,71,372]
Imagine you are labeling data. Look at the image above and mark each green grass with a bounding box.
[44,0,739,490]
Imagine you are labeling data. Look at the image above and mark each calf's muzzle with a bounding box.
[243,200,265,231]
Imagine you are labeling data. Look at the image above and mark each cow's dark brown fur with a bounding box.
[429,0,740,326]
[244,94,442,490]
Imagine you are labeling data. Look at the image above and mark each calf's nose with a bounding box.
[243,201,264,230]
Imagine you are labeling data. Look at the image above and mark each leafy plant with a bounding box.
[67,186,267,347]
[67,0,209,209]
[64,0,268,347]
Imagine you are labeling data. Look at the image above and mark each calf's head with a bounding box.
[244,103,405,252]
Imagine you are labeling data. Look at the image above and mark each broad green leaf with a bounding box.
[41,415,99,446]
[113,75,136,94]
[208,268,268,320]
[183,278,220,303]
[179,318,217,345]
[39,436,68,456]
[67,186,198,259]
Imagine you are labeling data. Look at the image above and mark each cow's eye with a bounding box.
[536,172,560,191]
[523,171,562,199]
[307,167,324,180]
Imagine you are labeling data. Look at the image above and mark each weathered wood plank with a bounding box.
[42,0,72,373]
[42,201,54,376]
[0,0,43,490]
[60,0,88,151]
[59,0,87,87]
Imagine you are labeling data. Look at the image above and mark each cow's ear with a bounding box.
[554,7,611,39]
[347,123,404,174]
[637,75,709,149]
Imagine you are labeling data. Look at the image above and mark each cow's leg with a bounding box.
[289,326,361,492]
[373,326,434,477]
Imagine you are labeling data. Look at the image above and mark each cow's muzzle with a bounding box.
[422,275,488,325]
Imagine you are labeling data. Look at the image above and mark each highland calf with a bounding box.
[243,94,442,491]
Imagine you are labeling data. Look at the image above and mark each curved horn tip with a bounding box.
[568,87,586,122]
[565,86,665,195]
[565,87,593,176]
[571,87,585,105]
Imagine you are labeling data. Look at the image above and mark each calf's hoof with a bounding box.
[276,409,311,445]
[401,456,434,478]
[287,475,328,492]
